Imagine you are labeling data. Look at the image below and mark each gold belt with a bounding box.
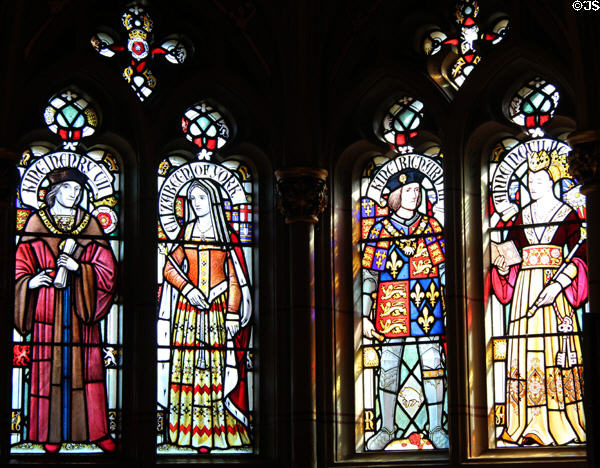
[521,244,562,268]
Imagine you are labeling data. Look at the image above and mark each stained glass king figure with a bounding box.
[362,168,447,450]
[359,97,448,451]
[14,90,119,453]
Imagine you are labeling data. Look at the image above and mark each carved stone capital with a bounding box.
[275,167,328,224]
[567,130,600,194]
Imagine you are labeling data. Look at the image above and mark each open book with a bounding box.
[491,240,521,267]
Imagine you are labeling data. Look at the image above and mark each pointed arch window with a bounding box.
[356,97,449,453]
[156,101,256,455]
[484,78,587,448]
[11,89,124,454]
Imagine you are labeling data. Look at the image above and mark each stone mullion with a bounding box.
[275,167,327,468]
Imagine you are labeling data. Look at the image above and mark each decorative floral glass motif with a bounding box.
[381,97,424,154]
[508,78,560,138]
[357,98,448,452]
[91,4,188,101]
[486,81,587,447]
[11,90,123,454]
[181,102,230,160]
[156,102,254,454]
[423,0,508,90]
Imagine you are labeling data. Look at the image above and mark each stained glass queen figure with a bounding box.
[157,102,253,454]
[489,79,586,446]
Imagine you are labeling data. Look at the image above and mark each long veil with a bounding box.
[157,178,252,427]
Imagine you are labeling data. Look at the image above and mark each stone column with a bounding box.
[567,131,600,467]
[275,167,327,468]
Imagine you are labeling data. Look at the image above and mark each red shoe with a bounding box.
[43,443,61,453]
[97,436,120,453]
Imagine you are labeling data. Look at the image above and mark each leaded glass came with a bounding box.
[485,81,587,447]
[91,4,188,101]
[423,0,508,91]
[11,90,123,454]
[357,98,448,452]
[156,102,255,455]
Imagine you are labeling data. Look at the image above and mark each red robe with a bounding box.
[14,208,116,444]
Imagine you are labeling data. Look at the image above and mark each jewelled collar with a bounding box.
[39,208,91,235]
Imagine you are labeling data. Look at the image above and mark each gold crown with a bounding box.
[527,150,550,172]
[129,30,148,40]
[528,150,571,182]
[547,150,571,182]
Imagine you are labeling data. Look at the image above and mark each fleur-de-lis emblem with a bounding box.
[387,250,404,279]
[426,282,439,308]
[411,282,425,308]
[374,250,386,268]
[418,307,435,333]
[362,199,374,216]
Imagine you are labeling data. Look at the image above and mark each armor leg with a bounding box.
[418,337,448,449]
[366,342,403,450]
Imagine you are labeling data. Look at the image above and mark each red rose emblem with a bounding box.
[132,40,146,55]
[93,207,117,234]
[408,432,422,446]
[98,212,111,228]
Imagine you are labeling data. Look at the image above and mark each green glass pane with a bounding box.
[198,116,210,130]
[63,105,79,124]
[530,92,544,109]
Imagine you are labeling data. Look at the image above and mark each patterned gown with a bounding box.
[492,204,587,445]
[164,228,250,451]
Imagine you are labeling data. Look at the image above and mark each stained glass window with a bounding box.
[91,4,188,101]
[11,90,123,454]
[156,102,255,455]
[357,97,448,452]
[485,79,587,447]
[423,0,508,90]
